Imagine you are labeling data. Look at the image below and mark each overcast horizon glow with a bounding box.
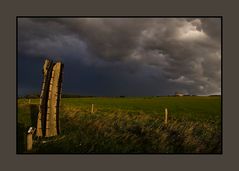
[18,18,221,97]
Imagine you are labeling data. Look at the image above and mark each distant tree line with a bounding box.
[18,94,40,99]
[18,93,221,99]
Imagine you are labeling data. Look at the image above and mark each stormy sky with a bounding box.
[18,18,221,96]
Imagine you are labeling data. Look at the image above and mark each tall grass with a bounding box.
[17,96,221,153]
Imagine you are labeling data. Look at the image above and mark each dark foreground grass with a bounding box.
[17,96,221,154]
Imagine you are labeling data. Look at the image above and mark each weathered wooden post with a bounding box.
[164,108,168,124]
[27,127,36,151]
[91,104,94,114]
[45,62,63,137]
[36,59,64,137]
[36,59,53,137]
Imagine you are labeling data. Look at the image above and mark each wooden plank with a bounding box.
[36,59,63,137]
[45,62,63,137]
[36,59,54,137]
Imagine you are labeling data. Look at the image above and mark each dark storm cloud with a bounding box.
[18,18,221,96]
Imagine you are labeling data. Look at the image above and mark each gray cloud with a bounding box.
[18,18,221,96]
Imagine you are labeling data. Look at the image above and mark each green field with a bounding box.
[17,96,222,153]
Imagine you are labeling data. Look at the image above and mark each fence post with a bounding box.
[164,108,168,124]
[27,127,36,152]
[91,104,94,114]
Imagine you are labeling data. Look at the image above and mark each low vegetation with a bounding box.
[17,96,221,153]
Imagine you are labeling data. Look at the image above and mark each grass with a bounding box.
[17,96,222,153]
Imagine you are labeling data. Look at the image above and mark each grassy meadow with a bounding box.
[17,96,222,153]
